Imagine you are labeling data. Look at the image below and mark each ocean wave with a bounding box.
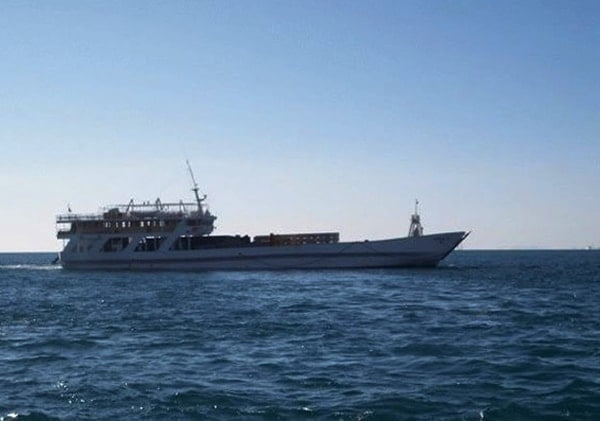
[1,412,61,421]
[0,264,60,271]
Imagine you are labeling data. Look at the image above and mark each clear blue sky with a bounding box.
[1,0,599,251]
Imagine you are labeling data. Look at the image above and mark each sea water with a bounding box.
[1,251,599,420]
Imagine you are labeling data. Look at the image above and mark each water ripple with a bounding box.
[1,251,599,419]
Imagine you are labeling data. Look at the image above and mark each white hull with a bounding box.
[59,232,468,270]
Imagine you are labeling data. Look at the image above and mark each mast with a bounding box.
[408,199,423,237]
[186,160,206,214]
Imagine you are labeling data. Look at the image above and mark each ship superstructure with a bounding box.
[56,165,468,270]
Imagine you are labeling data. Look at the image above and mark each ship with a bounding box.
[55,163,468,270]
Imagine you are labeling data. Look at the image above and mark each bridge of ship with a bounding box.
[56,200,212,237]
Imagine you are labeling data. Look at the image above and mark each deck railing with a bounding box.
[56,213,102,222]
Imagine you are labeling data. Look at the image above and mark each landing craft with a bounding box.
[55,164,468,270]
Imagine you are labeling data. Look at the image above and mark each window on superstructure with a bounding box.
[134,236,165,252]
[171,235,188,250]
[101,237,131,252]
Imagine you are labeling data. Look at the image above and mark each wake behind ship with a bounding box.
[55,164,468,270]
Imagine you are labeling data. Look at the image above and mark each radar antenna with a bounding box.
[186,160,207,213]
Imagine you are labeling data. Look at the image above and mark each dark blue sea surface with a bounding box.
[1,251,599,420]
